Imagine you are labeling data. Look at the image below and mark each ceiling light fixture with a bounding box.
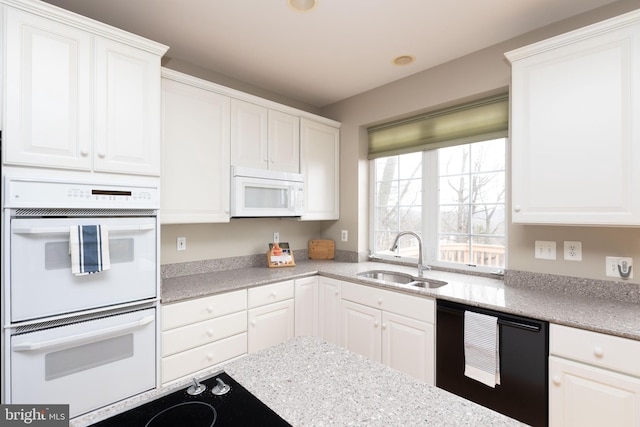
[288,0,317,12]
[393,55,415,66]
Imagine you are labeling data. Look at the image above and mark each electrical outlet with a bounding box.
[564,241,582,261]
[534,241,556,260]
[177,236,186,251]
[341,230,348,242]
[605,256,633,279]
[273,232,280,243]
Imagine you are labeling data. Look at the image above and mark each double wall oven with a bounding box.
[2,177,160,418]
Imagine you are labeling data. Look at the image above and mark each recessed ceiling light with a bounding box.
[393,55,415,66]
[288,0,317,12]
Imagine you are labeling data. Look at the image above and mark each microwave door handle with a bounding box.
[12,224,156,235]
[12,315,155,352]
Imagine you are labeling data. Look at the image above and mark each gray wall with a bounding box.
[320,0,640,282]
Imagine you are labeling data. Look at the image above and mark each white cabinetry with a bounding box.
[549,324,640,426]
[340,281,435,384]
[3,1,167,177]
[300,118,340,220]
[161,70,231,223]
[161,290,247,384]
[247,280,295,353]
[294,276,318,337]
[231,99,300,173]
[506,10,640,226]
[294,276,342,345]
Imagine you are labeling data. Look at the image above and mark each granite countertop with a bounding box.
[162,260,640,341]
[72,337,524,427]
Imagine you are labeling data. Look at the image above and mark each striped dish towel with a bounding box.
[464,310,501,388]
[69,225,111,276]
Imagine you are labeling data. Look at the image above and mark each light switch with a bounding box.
[535,241,556,260]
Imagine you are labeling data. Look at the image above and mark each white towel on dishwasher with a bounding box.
[69,225,110,276]
[464,310,500,388]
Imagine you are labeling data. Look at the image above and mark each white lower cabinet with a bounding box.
[340,282,435,384]
[549,324,640,427]
[161,290,247,384]
[294,276,342,345]
[248,281,295,353]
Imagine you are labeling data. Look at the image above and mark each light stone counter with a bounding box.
[162,260,640,341]
[72,337,524,426]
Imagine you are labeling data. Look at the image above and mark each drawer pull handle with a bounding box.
[552,375,561,385]
[593,346,604,358]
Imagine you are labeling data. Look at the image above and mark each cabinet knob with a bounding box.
[377,297,383,305]
[593,346,604,358]
[250,319,257,327]
[80,148,89,157]
[552,375,561,385]
[206,306,214,314]
[334,290,340,296]
[514,205,521,212]
[382,323,387,330]
[269,291,277,299]
[98,151,106,158]
[207,329,214,337]
[374,320,379,328]
[206,353,214,361]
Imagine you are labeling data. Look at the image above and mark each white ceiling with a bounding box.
[42,0,619,107]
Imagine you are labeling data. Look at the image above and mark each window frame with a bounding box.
[369,139,507,274]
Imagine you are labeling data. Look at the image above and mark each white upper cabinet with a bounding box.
[231,99,300,173]
[300,118,340,220]
[2,0,167,176]
[161,70,231,224]
[506,10,640,226]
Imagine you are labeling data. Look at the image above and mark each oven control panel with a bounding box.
[4,178,159,209]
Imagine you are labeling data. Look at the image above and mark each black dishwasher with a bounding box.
[436,300,549,427]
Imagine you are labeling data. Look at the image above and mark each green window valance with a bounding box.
[367,94,509,159]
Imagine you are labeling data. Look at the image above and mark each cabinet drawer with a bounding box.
[248,280,294,308]
[162,289,247,331]
[551,324,640,377]
[341,281,434,323]
[161,332,247,384]
[162,311,247,357]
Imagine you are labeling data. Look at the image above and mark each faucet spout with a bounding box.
[389,231,430,277]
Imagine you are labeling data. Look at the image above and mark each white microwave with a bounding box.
[231,166,304,217]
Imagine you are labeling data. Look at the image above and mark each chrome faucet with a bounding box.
[390,231,430,277]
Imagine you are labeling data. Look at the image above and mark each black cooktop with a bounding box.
[91,371,291,426]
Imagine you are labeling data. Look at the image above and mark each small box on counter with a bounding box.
[267,242,295,268]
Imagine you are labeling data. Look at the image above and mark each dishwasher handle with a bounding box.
[437,305,542,332]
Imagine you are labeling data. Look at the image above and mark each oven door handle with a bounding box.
[12,315,155,352]
[12,223,156,235]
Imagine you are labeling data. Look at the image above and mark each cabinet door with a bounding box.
[382,311,434,384]
[509,15,640,225]
[94,37,162,175]
[549,356,640,427]
[294,277,318,337]
[161,76,231,223]
[318,276,341,345]
[268,110,300,172]
[4,8,93,170]
[230,99,268,170]
[341,300,381,363]
[300,118,340,220]
[248,299,294,353]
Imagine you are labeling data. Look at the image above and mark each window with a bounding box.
[372,137,506,272]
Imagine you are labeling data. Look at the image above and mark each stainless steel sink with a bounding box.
[356,270,447,289]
